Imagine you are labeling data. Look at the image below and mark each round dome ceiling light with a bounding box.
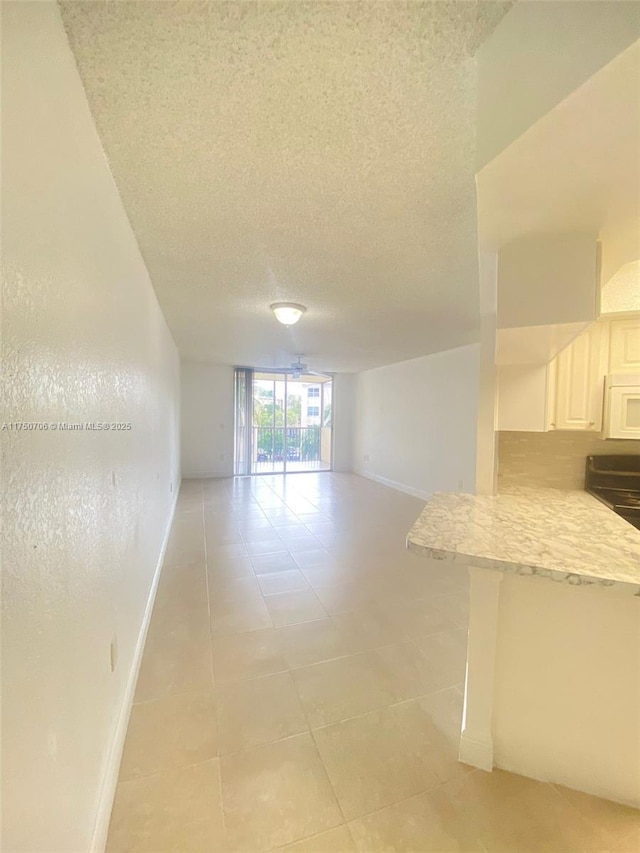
[270,302,306,326]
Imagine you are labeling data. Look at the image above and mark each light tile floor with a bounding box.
[107,473,639,852]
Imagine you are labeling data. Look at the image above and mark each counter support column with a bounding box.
[459,566,503,771]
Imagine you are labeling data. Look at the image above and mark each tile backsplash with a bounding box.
[498,431,640,490]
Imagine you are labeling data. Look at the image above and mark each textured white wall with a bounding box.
[2,3,180,851]
[181,362,235,477]
[353,345,480,499]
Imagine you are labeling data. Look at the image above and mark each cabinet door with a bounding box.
[609,318,640,373]
[553,324,604,431]
[497,364,551,431]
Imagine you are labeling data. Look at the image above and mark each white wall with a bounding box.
[332,374,355,472]
[181,362,235,477]
[353,345,480,500]
[2,4,180,851]
[476,252,498,495]
[181,366,355,477]
[493,576,639,807]
[497,233,598,330]
[477,0,640,169]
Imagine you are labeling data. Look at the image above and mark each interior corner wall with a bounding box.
[2,3,180,852]
[353,345,480,500]
[181,362,235,478]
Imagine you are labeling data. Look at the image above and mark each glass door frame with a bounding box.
[234,367,335,476]
[258,371,287,476]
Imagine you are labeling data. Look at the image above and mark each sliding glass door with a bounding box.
[253,372,287,474]
[234,368,333,475]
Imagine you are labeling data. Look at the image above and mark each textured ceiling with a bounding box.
[60,0,512,372]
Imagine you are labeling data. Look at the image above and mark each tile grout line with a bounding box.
[211,635,409,683]
[348,784,448,834]
[201,488,217,694]
[200,486,234,842]
[550,781,637,848]
[302,687,465,737]
[339,778,480,843]
[289,678,348,830]
[269,821,359,853]
[305,717,452,834]
[208,612,467,686]
[232,475,345,846]
[117,755,221,786]
[127,477,507,853]
[131,684,216,708]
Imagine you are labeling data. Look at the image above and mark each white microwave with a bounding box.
[604,374,640,439]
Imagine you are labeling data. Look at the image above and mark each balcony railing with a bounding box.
[252,426,328,472]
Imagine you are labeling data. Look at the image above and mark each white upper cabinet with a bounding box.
[553,323,606,431]
[497,363,554,432]
[608,317,640,373]
[497,314,640,433]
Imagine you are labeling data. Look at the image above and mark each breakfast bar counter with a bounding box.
[407,485,640,590]
[407,485,640,807]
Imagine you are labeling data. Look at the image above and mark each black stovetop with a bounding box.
[585,456,640,529]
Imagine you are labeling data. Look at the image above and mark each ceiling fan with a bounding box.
[288,356,326,380]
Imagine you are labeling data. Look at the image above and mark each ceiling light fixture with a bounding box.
[270,302,306,326]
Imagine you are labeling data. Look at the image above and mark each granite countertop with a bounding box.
[407,485,640,592]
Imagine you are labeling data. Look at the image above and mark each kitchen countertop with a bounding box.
[406,485,640,592]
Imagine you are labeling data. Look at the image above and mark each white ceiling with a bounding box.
[59,0,511,373]
[477,40,640,277]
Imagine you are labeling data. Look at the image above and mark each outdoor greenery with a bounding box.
[253,399,318,460]
[300,428,321,460]
[253,384,328,462]
[254,424,321,461]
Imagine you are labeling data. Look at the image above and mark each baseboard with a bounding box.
[89,479,181,853]
[459,730,494,772]
[355,468,433,502]
[182,470,233,479]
